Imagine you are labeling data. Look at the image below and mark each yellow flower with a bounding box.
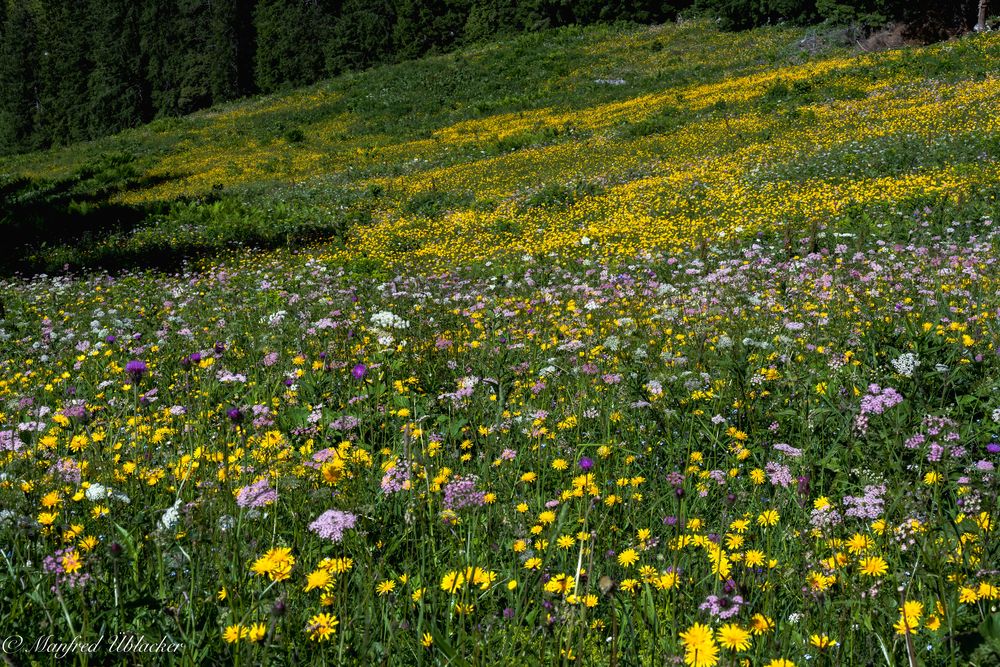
[716,623,751,651]
[250,547,295,582]
[376,579,396,596]
[750,614,774,635]
[858,556,888,577]
[846,533,872,554]
[766,660,795,667]
[422,632,433,647]
[524,558,542,570]
[744,550,765,567]
[810,634,836,648]
[247,623,267,642]
[617,549,639,567]
[978,582,999,599]
[321,557,353,574]
[441,570,465,592]
[306,613,338,641]
[680,622,715,652]
[757,509,779,527]
[223,624,246,643]
[679,622,719,667]
[305,568,333,592]
[60,550,82,574]
[959,586,979,603]
[544,573,574,596]
[41,491,62,509]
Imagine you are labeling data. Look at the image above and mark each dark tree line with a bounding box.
[0,0,989,156]
[694,0,986,34]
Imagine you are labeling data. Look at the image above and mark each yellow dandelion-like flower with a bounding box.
[750,614,774,635]
[247,623,267,642]
[810,634,836,648]
[958,586,978,603]
[306,613,338,641]
[617,549,639,567]
[756,509,780,527]
[304,568,333,592]
[716,623,751,651]
[223,624,246,644]
[858,556,888,577]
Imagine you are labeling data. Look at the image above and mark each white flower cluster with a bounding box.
[85,483,131,504]
[891,352,920,377]
[370,311,410,330]
[160,499,183,531]
[992,407,1000,424]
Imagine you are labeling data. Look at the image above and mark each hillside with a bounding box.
[1,19,1000,666]
[2,19,999,275]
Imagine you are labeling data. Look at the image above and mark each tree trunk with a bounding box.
[977,0,990,31]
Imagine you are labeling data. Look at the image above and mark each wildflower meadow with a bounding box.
[1,17,1000,667]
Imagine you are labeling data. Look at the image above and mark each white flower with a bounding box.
[370,311,410,330]
[891,352,920,377]
[160,499,183,531]
[85,484,110,501]
[265,311,287,325]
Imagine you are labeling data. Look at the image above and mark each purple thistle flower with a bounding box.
[351,364,367,380]
[578,457,594,471]
[125,359,147,380]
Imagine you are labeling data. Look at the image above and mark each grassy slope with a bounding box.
[1,19,999,274]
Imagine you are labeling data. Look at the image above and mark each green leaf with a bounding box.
[980,613,1000,647]
[428,628,472,667]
